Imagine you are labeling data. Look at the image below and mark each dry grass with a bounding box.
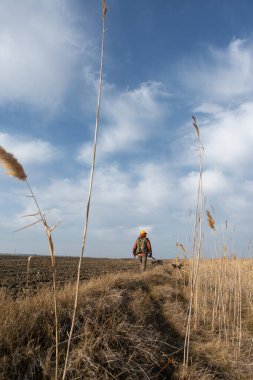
[0,145,59,377]
[183,116,205,371]
[1,262,253,379]
[0,76,251,380]
[0,266,183,379]
[183,258,253,379]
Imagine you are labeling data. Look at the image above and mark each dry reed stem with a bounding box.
[0,146,27,180]
[26,256,33,287]
[183,116,204,371]
[0,145,59,378]
[193,258,246,359]
[25,181,59,378]
[62,2,107,379]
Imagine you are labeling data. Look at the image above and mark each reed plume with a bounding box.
[176,242,186,252]
[206,209,215,230]
[0,146,27,180]
[192,115,200,140]
[102,0,107,16]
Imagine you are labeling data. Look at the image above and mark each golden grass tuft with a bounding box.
[0,146,27,180]
[206,209,216,230]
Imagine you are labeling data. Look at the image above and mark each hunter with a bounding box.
[132,230,152,271]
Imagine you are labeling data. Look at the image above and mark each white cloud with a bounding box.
[77,143,93,164]
[4,161,178,256]
[78,81,170,163]
[134,163,175,210]
[1,31,253,257]
[19,160,237,257]
[180,169,229,198]
[182,39,253,102]
[200,102,253,172]
[41,163,173,220]
[176,101,253,230]
[0,132,59,164]
[194,103,224,115]
[128,225,153,237]
[2,148,253,257]
[177,38,253,232]
[0,0,85,110]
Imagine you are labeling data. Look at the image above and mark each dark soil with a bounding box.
[0,255,142,297]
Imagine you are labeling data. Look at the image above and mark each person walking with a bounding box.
[132,230,152,271]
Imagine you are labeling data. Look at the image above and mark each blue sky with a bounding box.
[1,0,253,258]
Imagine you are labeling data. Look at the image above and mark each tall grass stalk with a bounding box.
[0,145,59,379]
[62,2,107,379]
[183,116,204,371]
[25,180,59,379]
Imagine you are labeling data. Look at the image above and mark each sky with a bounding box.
[0,0,253,258]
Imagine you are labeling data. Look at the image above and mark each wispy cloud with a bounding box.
[0,0,89,110]
[182,39,253,102]
[77,81,170,163]
[0,160,175,254]
[201,102,253,172]
[0,132,60,164]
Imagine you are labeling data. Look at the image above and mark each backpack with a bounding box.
[136,237,148,254]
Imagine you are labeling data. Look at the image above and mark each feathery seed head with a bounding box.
[0,146,27,181]
[102,0,107,17]
[176,242,186,252]
[192,115,200,140]
[206,209,215,230]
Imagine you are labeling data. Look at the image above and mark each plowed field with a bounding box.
[0,255,143,296]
